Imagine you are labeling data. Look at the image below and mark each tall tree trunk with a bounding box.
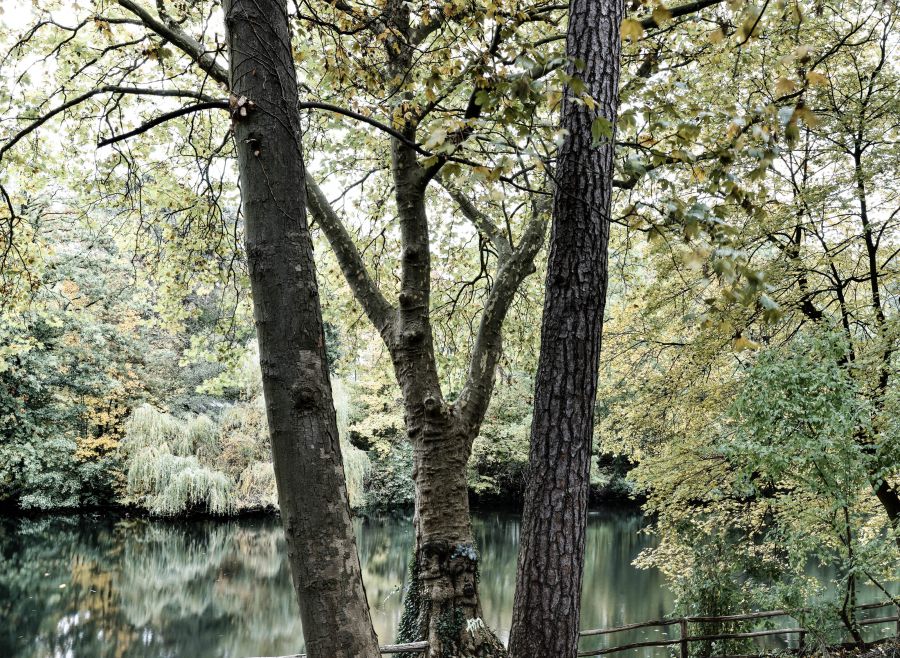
[508,1,623,657]
[850,147,900,549]
[223,1,380,656]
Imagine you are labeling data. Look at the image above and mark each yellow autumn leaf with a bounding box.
[733,336,760,352]
[652,5,673,26]
[806,70,828,86]
[682,249,707,270]
[795,106,819,127]
[621,19,644,43]
[794,45,811,60]
[775,77,797,95]
[708,28,725,44]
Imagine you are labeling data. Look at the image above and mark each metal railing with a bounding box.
[247,640,429,658]
[577,601,900,657]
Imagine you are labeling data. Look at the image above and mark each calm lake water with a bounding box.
[0,508,893,658]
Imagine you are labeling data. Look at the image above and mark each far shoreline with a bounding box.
[0,495,646,521]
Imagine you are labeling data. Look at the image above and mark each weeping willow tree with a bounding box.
[119,371,370,514]
[121,406,235,516]
[334,378,370,508]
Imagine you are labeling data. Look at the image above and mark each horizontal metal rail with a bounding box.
[248,640,429,658]
[249,601,899,658]
[577,600,899,658]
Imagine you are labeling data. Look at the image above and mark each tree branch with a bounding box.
[0,85,215,162]
[305,172,397,341]
[299,101,431,156]
[117,0,229,85]
[639,0,728,28]
[457,205,548,432]
[436,174,512,261]
[97,100,229,147]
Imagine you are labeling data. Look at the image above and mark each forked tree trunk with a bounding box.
[508,1,623,657]
[223,1,380,656]
[390,306,507,656]
[301,5,545,652]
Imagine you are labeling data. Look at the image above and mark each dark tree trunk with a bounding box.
[223,1,380,656]
[851,149,900,548]
[508,1,623,657]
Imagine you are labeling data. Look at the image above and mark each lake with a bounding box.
[0,508,893,657]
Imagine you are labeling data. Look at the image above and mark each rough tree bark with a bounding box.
[508,0,623,657]
[308,165,545,656]
[222,1,380,656]
[853,145,900,549]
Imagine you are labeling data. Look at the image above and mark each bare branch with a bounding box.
[0,86,221,162]
[639,0,728,28]
[457,205,549,431]
[299,101,431,156]
[436,174,513,261]
[97,100,229,147]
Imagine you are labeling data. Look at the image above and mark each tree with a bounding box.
[595,0,898,638]
[224,0,379,655]
[508,0,623,656]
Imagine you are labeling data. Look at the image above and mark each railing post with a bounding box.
[680,619,689,658]
[895,603,899,638]
[798,630,806,655]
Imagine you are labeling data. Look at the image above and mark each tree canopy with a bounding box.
[0,0,897,653]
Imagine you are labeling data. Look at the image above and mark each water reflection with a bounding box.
[354,508,673,645]
[0,510,892,658]
[1,508,668,657]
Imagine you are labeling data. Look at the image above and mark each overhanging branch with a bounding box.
[97,100,230,147]
[0,85,220,162]
[117,0,230,85]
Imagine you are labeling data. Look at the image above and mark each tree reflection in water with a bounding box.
[0,508,670,658]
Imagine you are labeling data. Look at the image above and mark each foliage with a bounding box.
[590,0,900,632]
[120,405,235,516]
[0,0,898,643]
[0,301,143,508]
[630,330,898,646]
[467,373,532,502]
[119,358,372,515]
[363,439,416,513]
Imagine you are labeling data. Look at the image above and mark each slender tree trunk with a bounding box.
[508,1,623,657]
[223,1,380,656]
[851,148,900,549]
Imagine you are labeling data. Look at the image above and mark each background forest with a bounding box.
[0,0,897,650]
